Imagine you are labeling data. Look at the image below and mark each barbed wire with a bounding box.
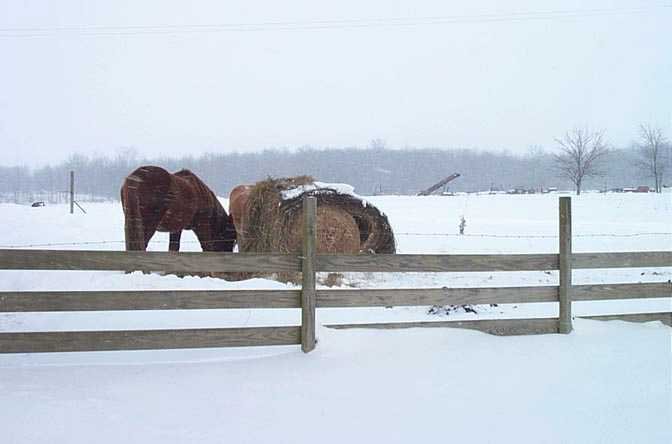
[1,231,670,249]
[395,232,672,239]
[0,239,222,249]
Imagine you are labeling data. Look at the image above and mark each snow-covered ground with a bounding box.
[1,192,670,443]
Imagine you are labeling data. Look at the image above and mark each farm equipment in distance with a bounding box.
[417,173,461,196]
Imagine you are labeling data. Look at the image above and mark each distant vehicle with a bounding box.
[635,186,651,193]
[31,201,45,207]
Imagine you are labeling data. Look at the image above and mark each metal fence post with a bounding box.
[559,196,573,333]
[301,195,317,352]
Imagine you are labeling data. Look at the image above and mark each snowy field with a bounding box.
[1,192,671,443]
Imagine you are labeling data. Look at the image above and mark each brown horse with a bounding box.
[228,184,253,244]
[121,166,236,252]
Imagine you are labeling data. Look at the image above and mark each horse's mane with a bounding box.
[174,169,224,212]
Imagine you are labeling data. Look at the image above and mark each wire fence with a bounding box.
[1,231,670,249]
[396,232,672,239]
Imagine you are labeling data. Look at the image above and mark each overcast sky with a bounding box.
[1,0,670,166]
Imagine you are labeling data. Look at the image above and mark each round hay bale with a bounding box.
[237,176,395,254]
[285,205,361,255]
[279,187,396,255]
[230,176,395,283]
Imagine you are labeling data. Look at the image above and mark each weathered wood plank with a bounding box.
[317,286,558,308]
[573,282,671,301]
[5,282,664,313]
[301,196,317,353]
[0,249,301,273]
[579,312,671,327]
[573,251,672,269]
[325,318,558,336]
[0,326,301,353]
[558,197,572,334]
[316,253,558,272]
[0,290,301,312]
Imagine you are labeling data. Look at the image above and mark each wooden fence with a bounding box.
[0,196,670,354]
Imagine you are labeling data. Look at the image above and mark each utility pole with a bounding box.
[70,171,74,214]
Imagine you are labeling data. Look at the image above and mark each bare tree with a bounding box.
[637,124,668,193]
[554,128,609,195]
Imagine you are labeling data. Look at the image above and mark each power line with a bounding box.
[1,6,669,38]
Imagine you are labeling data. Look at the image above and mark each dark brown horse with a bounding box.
[121,166,236,252]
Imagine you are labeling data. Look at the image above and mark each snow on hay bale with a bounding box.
[238,176,396,256]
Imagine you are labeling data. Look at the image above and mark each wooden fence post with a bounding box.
[69,171,74,215]
[559,196,573,333]
[301,195,317,352]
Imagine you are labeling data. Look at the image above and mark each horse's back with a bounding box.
[121,166,172,205]
[121,165,189,230]
[174,169,222,212]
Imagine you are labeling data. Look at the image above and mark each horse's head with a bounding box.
[212,211,237,252]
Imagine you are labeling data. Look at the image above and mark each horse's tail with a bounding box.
[121,175,146,251]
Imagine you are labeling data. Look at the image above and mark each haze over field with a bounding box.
[1,0,670,166]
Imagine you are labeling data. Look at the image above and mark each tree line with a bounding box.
[0,128,669,202]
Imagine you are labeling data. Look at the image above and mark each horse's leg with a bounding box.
[143,219,160,250]
[122,185,146,251]
[194,227,213,251]
[192,211,214,252]
[139,206,162,251]
[169,231,182,252]
[124,215,146,251]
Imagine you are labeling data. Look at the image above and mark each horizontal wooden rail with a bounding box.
[2,250,668,274]
[0,290,302,312]
[0,326,301,353]
[325,318,559,336]
[318,282,671,308]
[317,253,558,272]
[573,251,672,269]
[579,312,671,326]
[2,282,668,313]
[317,286,558,307]
[573,282,671,301]
[0,249,301,273]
